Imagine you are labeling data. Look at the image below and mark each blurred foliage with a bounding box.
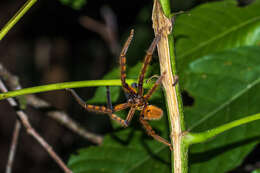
[58,0,87,9]
[252,169,260,173]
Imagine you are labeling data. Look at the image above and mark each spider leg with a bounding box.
[66,88,128,127]
[120,29,136,95]
[139,115,172,150]
[106,86,113,111]
[105,86,132,113]
[113,103,131,112]
[137,34,161,96]
[144,72,165,100]
[125,107,136,126]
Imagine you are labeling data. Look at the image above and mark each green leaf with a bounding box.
[175,0,260,77]
[58,0,86,10]
[184,46,260,173]
[68,128,171,173]
[252,169,260,173]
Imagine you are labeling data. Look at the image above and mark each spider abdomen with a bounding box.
[143,105,163,120]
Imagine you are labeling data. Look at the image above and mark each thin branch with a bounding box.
[5,120,21,173]
[79,6,120,56]
[0,79,72,173]
[185,113,260,145]
[0,0,37,41]
[0,63,103,144]
[26,95,103,144]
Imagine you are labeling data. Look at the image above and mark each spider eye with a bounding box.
[144,105,163,120]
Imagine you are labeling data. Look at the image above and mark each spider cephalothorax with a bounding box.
[67,29,174,150]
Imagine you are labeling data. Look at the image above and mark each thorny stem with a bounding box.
[0,0,37,41]
[152,0,186,173]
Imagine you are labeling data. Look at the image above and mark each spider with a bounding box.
[67,29,174,150]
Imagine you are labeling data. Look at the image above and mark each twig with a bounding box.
[0,0,37,41]
[5,120,21,173]
[26,95,103,144]
[100,6,120,56]
[0,79,73,173]
[0,63,103,145]
[79,6,120,56]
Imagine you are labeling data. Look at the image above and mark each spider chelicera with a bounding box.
[67,29,175,150]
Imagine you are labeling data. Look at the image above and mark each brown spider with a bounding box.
[67,29,174,150]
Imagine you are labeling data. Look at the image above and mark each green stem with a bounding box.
[153,0,187,172]
[0,0,37,41]
[167,15,187,173]
[185,113,260,145]
[168,23,188,173]
[0,79,140,100]
[159,0,171,17]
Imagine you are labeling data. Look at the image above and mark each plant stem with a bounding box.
[0,79,141,100]
[185,113,260,145]
[152,0,187,173]
[0,0,37,41]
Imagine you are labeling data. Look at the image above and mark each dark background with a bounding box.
[0,0,257,172]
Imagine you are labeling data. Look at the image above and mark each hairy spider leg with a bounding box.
[66,89,129,127]
[105,86,132,112]
[113,103,131,112]
[106,86,113,111]
[137,34,161,96]
[120,29,136,95]
[144,72,165,100]
[125,107,136,126]
[139,109,172,150]
[105,86,136,126]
